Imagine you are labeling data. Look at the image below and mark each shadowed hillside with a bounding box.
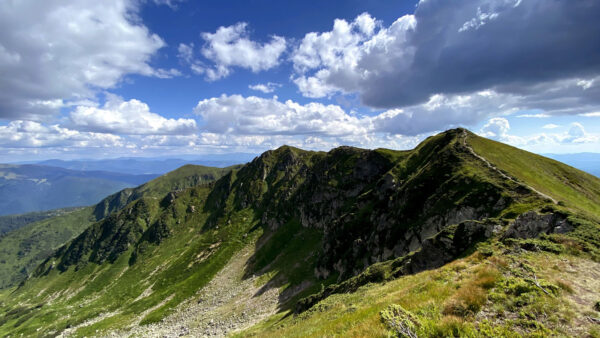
[0,164,240,289]
[0,129,598,337]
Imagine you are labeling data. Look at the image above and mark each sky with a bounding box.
[1,0,599,162]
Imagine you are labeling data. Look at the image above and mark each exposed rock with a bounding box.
[503,211,573,239]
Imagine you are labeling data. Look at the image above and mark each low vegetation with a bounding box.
[0,129,598,337]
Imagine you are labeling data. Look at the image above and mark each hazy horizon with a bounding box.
[1,0,599,162]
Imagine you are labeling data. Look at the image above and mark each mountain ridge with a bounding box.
[1,129,599,337]
[0,164,158,216]
[0,164,239,289]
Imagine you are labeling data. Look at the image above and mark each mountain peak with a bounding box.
[4,131,600,337]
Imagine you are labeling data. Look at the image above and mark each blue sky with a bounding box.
[1,0,599,161]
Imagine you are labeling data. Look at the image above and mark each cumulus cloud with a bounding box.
[248,82,281,94]
[0,0,172,119]
[194,23,286,80]
[177,43,205,75]
[480,118,510,139]
[69,95,197,135]
[0,120,123,148]
[291,1,600,117]
[371,90,519,135]
[542,124,560,129]
[566,123,586,141]
[478,119,599,148]
[194,94,368,137]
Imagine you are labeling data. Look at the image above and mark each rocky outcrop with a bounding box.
[503,211,573,239]
[296,219,501,313]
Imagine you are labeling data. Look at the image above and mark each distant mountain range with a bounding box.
[19,152,600,178]
[20,153,258,175]
[0,164,158,216]
[0,154,257,216]
[2,129,599,336]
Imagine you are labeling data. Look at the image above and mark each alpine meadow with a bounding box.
[0,1,599,337]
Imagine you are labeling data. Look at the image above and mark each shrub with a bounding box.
[443,284,487,317]
[474,266,501,289]
[432,316,473,337]
[380,304,420,338]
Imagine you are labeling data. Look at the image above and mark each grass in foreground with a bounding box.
[237,242,600,337]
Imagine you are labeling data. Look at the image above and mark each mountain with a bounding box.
[0,164,240,289]
[0,164,159,216]
[30,153,257,175]
[0,208,80,236]
[1,129,599,337]
[544,153,600,178]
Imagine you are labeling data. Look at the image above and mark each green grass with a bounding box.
[468,134,600,220]
[238,247,596,337]
[0,186,260,336]
[0,206,95,288]
[0,207,83,235]
[0,129,599,337]
[0,164,238,290]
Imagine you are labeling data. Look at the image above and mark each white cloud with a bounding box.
[290,12,416,99]
[290,1,600,118]
[177,43,205,75]
[577,79,595,90]
[0,120,123,148]
[516,113,550,118]
[177,43,194,64]
[566,122,586,140]
[248,82,281,94]
[480,117,510,139]
[478,118,599,149]
[459,7,499,32]
[194,94,368,137]
[199,23,286,80]
[152,0,186,9]
[371,91,519,135]
[70,95,197,135]
[0,0,170,119]
[579,112,600,117]
[292,73,339,98]
[542,124,560,129]
[152,68,182,79]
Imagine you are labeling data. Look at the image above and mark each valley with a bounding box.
[0,129,598,337]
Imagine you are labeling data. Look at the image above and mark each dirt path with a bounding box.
[105,244,280,338]
[460,131,558,204]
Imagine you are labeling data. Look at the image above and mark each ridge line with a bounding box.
[460,131,558,204]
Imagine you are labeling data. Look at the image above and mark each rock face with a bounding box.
[200,130,544,282]
[503,211,573,239]
[295,219,503,313]
[14,128,589,337]
[36,129,557,286]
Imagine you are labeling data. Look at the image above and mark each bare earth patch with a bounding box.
[105,244,281,337]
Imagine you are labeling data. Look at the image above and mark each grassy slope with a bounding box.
[235,132,600,337]
[0,186,260,336]
[0,164,237,290]
[468,134,600,220]
[92,164,242,219]
[1,130,599,337]
[239,246,600,337]
[0,207,95,289]
[0,208,82,236]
